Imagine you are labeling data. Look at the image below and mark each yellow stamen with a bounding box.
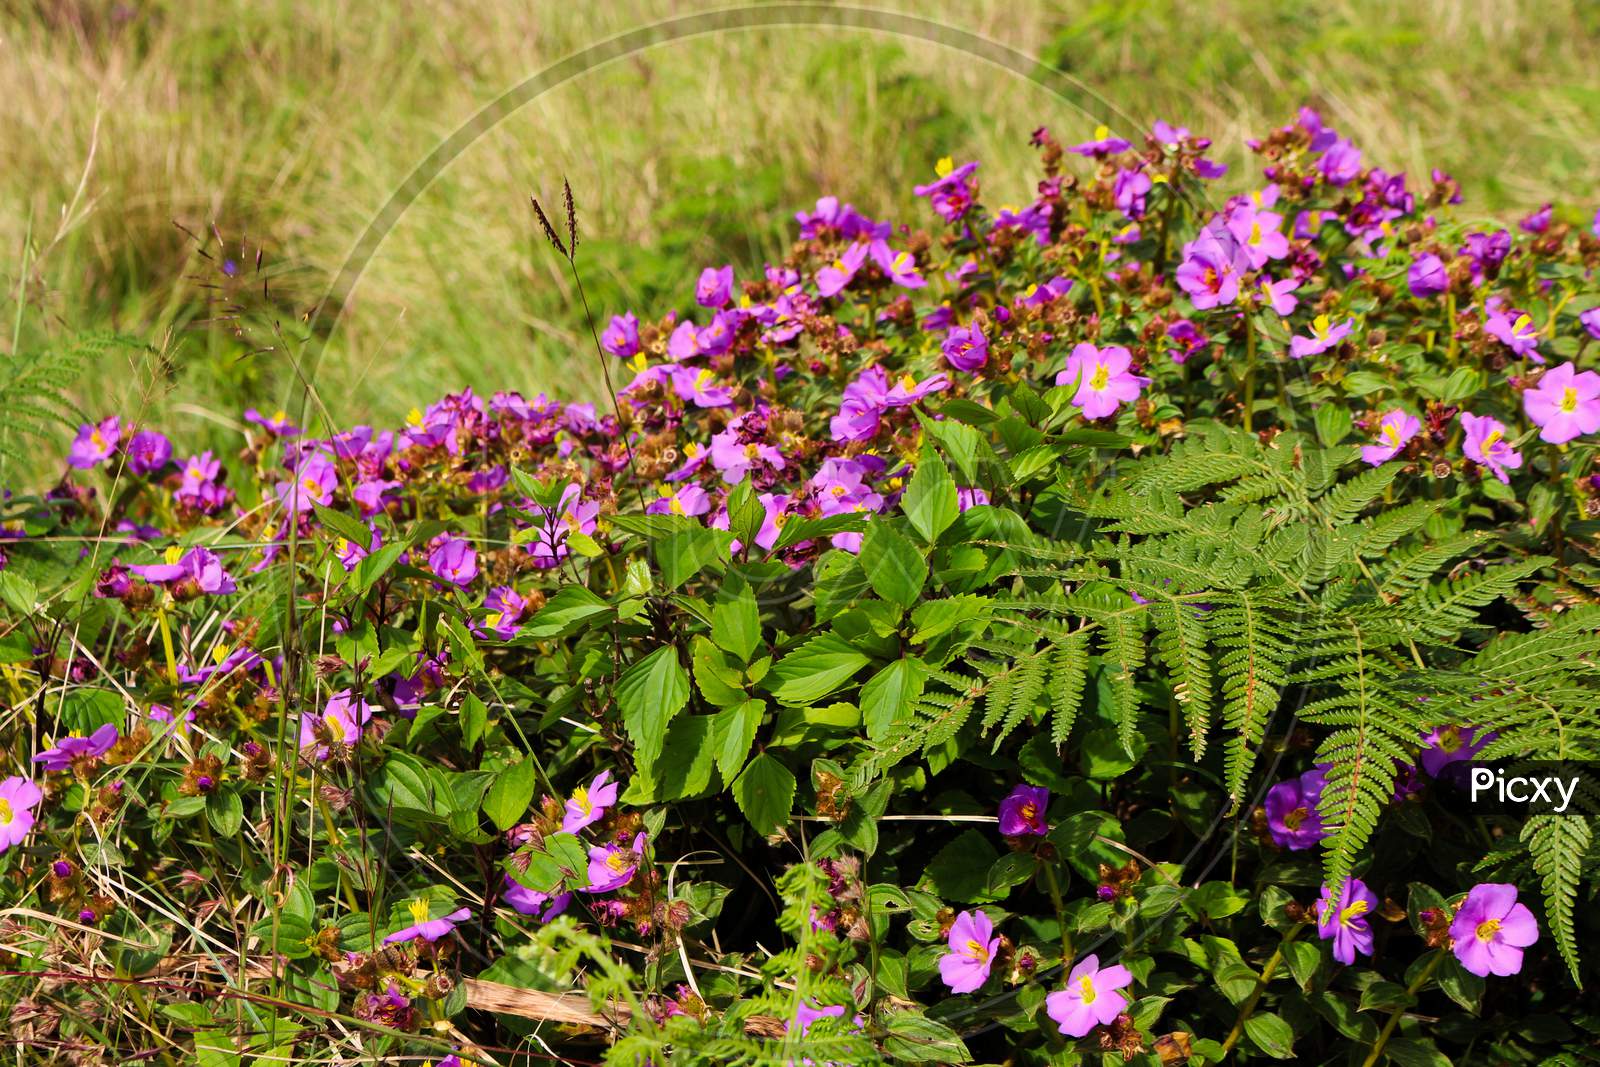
[0,798,12,825]
[1339,900,1369,927]
[1079,976,1097,1003]
[1561,387,1579,413]
[1475,918,1501,942]
[163,545,184,565]
[935,156,954,177]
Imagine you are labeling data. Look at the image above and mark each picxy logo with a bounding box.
[1468,767,1579,813]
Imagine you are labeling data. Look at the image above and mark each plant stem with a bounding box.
[156,605,179,684]
[1040,858,1072,963]
[1361,951,1444,1067]
[1242,310,1258,434]
[1220,922,1303,1054]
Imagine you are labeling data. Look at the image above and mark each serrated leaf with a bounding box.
[732,753,794,835]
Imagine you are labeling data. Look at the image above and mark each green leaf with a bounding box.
[768,631,869,706]
[711,699,764,782]
[732,753,795,835]
[313,504,373,551]
[860,658,926,740]
[459,693,488,749]
[349,542,406,596]
[1314,403,1353,446]
[523,585,612,638]
[615,646,691,768]
[882,1012,971,1063]
[0,572,39,617]
[1242,1011,1295,1059]
[637,715,716,802]
[919,829,1000,902]
[481,756,538,831]
[711,585,761,662]
[902,444,959,543]
[1283,939,1321,991]
[692,636,747,707]
[206,790,243,838]
[859,521,927,607]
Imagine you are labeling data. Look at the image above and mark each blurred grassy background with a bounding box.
[3,0,1598,482]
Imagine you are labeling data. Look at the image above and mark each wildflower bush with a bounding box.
[3,109,1600,1065]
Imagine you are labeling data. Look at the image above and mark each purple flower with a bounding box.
[244,408,301,437]
[1485,306,1540,360]
[298,690,373,759]
[1289,315,1355,359]
[1264,766,1327,851]
[1420,725,1495,778]
[1113,168,1152,219]
[124,430,172,475]
[1314,878,1377,964]
[1318,138,1363,186]
[998,784,1049,836]
[501,875,571,922]
[1045,954,1134,1038]
[1450,883,1538,977]
[585,831,647,893]
[428,534,478,587]
[1519,203,1552,235]
[1524,362,1600,444]
[385,901,471,944]
[1165,319,1208,363]
[482,585,528,640]
[1462,230,1511,278]
[1068,125,1130,158]
[1460,413,1522,484]
[525,484,600,568]
[941,324,988,373]
[33,724,119,772]
[1361,410,1420,466]
[939,909,999,993]
[1057,343,1148,420]
[0,777,43,852]
[1581,307,1600,340]
[68,417,120,469]
[1018,276,1073,308]
[601,312,641,358]
[562,770,619,834]
[913,158,979,222]
[789,1000,861,1037]
[1408,254,1449,298]
[1227,205,1289,268]
[993,202,1053,245]
[129,546,236,594]
[696,265,734,308]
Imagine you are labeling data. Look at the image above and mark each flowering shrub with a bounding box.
[2,109,1599,1064]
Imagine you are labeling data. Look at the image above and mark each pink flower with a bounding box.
[1314,878,1377,964]
[274,453,337,513]
[998,784,1049,836]
[502,875,571,922]
[67,416,121,470]
[671,366,735,409]
[33,724,119,772]
[1057,343,1148,420]
[645,484,711,518]
[428,534,478,586]
[1523,362,1600,444]
[870,241,926,288]
[1289,315,1354,359]
[0,776,44,852]
[1485,306,1541,360]
[938,910,999,993]
[1045,954,1134,1037]
[385,901,471,944]
[815,242,870,298]
[585,832,647,893]
[1460,413,1522,484]
[1450,883,1538,977]
[298,690,373,760]
[1361,410,1420,466]
[601,312,640,357]
[562,770,619,834]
